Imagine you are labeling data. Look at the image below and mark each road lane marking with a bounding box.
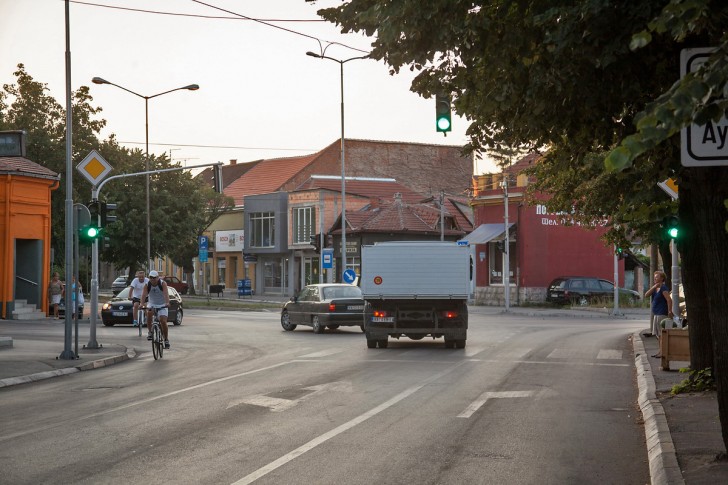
[299,349,343,358]
[457,390,534,418]
[227,381,353,412]
[231,361,467,485]
[0,361,295,443]
[597,349,623,360]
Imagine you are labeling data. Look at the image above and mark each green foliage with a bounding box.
[0,65,232,272]
[671,367,716,395]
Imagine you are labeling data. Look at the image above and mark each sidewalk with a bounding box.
[1,308,727,484]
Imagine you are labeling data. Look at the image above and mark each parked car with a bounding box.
[58,296,83,319]
[546,276,641,306]
[101,286,183,326]
[111,275,129,295]
[163,276,189,295]
[281,284,365,333]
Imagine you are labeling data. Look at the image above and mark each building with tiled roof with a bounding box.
[0,131,60,319]
[197,138,473,296]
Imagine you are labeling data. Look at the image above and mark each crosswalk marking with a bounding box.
[547,348,593,359]
[299,349,343,358]
[597,349,623,360]
[457,390,534,418]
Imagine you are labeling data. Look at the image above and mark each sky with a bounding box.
[0,0,497,175]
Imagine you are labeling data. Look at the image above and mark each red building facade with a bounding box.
[469,157,624,305]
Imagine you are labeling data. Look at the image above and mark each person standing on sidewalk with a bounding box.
[48,272,64,319]
[645,270,673,357]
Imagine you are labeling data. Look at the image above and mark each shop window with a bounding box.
[250,212,275,248]
[489,241,516,285]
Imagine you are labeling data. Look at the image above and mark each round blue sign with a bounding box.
[342,269,357,284]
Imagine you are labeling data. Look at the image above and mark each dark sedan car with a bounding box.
[546,276,641,306]
[101,286,183,326]
[280,284,365,333]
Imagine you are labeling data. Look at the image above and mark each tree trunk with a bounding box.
[658,241,672,285]
[684,166,728,452]
[678,175,713,371]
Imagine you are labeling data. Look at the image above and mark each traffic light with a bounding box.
[310,234,321,254]
[88,200,101,225]
[616,247,625,259]
[326,234,334,248]
[100,201,117,227]
[664,215,680,239]
[435,94,452,134]
[78,224,101,246]
[213,164,223,193]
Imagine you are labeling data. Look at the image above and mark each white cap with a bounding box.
[149,270,159,278]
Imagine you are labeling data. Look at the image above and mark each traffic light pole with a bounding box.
[88,162,224,334]
[671,239,680,318]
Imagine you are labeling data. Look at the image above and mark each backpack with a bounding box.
[147,279,164,292]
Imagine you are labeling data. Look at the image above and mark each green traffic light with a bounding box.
[667,227,678,239]
[437,117,451,131]
[85,226,99,238]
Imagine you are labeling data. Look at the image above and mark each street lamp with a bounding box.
[306,51,368,278]
[91,77,199,270]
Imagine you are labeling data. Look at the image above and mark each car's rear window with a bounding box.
[323,286,362,299]
[548,279,567,290]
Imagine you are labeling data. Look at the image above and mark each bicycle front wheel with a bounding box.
[152,325,162,360]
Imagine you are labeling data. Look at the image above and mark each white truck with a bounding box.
[360,241,471,349]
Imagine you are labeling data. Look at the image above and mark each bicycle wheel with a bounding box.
[152,325,161,360]
[138,310,143,337]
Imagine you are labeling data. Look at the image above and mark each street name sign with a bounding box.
[680,48,728,167]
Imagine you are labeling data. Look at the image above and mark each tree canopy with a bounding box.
[0,64,233,283]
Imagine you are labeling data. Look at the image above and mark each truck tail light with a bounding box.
[373,310,389,318]
[441,310,458,319]
[329,303,336,312]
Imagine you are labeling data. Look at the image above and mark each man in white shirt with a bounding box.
[128,270,149,327]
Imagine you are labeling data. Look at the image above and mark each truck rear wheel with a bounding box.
[366,339,377,349]
[378,339,388,348]
[455,339,466,349]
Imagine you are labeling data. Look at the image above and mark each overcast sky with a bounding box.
[1,0,497,175]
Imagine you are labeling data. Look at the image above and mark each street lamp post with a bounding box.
[91,77,198,270]
[306,52,368,279]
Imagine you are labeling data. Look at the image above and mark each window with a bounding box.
[488,241,516,285]
[292,206,315,244]
[250,212,275,248]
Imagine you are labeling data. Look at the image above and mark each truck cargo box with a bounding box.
[361,241,470,300]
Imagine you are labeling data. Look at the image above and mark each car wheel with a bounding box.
[281,311,297,331]
[174,308,183,326]
[327,324,339,330]
[312,316,325,334]
[367,339,377,349]
[377,339,388,348]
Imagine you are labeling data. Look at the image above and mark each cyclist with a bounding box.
[141,270,171,349]
[128,270,148,327]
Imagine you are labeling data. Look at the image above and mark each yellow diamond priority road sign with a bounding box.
[76,150,112,186]
[658,178,678,200]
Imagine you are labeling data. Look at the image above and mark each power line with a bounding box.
[119,140,317,152]
[69,0,370,55]
[69,0,325,22]
[191,0,370,55]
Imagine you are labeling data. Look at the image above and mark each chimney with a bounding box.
[229,159,237,165]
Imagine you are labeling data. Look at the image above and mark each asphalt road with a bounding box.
[0,309,650,484]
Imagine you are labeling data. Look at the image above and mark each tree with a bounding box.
[318,0,728,449]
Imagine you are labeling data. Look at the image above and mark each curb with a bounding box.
[632,331,685,485]
[0,347,136,389]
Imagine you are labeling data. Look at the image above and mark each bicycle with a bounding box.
[133,298,145,337]
[146,305,168,360]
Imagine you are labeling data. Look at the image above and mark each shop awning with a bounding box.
[459,223,515,245]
